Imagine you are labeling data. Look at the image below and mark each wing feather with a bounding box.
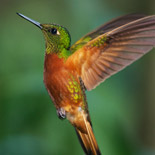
[66,15,155,90]
[70,14,146,52]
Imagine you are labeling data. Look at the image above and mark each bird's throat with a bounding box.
[45,43,72,60]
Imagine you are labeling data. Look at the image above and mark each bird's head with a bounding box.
[17,13,71,54]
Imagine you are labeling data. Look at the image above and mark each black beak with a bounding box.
[17,13,42,29]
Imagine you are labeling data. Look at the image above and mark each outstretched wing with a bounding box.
[66,14,155,91]
[70,14,146,53]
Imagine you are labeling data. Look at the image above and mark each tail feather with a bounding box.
[75,114,101,155]
[75,129,91,154]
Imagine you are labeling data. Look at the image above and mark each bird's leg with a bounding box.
[56,108,66,120]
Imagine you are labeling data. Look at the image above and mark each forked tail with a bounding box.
[75,115,101,155]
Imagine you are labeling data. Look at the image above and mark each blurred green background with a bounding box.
[0,0,155,155]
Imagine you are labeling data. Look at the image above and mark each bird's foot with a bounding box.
[57,108,66,120]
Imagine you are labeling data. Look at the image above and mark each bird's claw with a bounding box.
[57,108,66,120]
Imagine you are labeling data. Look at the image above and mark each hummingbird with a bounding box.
[17,13,155,155]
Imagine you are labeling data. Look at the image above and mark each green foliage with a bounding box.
[0,0,155,155]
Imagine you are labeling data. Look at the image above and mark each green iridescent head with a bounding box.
[41,24,71,54]
[17,13,71,54]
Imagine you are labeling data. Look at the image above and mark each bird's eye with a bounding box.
[48,28,60,35]
[50,28,57,34]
